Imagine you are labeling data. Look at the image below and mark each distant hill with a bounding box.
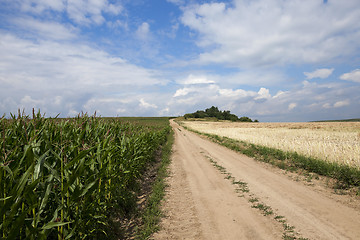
[184,106,258,122]
[311,118,360,122]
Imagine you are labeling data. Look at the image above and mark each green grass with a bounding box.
[251,203,273,216]
[248,197,259,203]
[116,117,171,125]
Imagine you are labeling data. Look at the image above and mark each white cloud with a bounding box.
[67,0,104,25]
[107,19,128,30]
[54,96,62,105]
[255,88,271,100]
[173,87,193,97]
[139,98,158,109]
[340,69,360,83]
[167,67,360,121]
[334,100,350,108]
[180,74,215,85]
[168,79,360,121]
[19,0,66,13]
[273,90,286,99]
[136,22,150,41]
[304,68,334,79]
[0,33,163,88]
[105,3,123,15]
[21,95,44,105]
[116,108,126,114]
[173,83,258,102]
[322,103,331,109]
[218,88,254,98]
[11,17,78,40]
[82,97,137,116]
[227,70,286,86]
[0,32,165,116]
[288,103,297,110]
[170,83,269,116]
[321,100,350,109]
[175,70,286,88]
[15,0,124,26]
[68,0,123,25]
[181,0,360,67]
[1,0,360,121]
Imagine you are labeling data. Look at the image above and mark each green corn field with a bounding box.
[0,110,170,239]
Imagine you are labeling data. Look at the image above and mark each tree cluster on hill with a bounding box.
[184,106,258,122]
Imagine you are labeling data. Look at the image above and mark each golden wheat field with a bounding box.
[182,121,360,169]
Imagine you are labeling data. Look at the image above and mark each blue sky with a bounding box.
[1,0,360,121]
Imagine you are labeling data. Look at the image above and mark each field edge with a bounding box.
[135,126,174,239]
[178,121,360,192]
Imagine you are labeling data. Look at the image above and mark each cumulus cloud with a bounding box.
[173,88,193,97]
[304,68,334,79]
[169,83,257,117]
[340,69,360,83]
[17,0,123,26]
[139,98,158,109]
[174,84,236,98]
[175,70,286,88]
[179,74,215,85]
[180,0,360,67]
[19,0,66,13]
[334,100,350,108]
[0,32,164,116]
[82,97,139,117]
[11,17,78,40]
[1,0,360,121]
[173,83,258,101]
[255,88,271,100]
[322,103,331,109]
[67,0,105,25]
[273,90,286,99]
[107,19,128,30]
[136,22,151,41]
[21,95,44,106]
[218,88,254,98]
[226,70,286,86]
[321,100,350,109]
[288,103,297,110]
[0,33,163,86]
[105,2,123,15]
[168,79,360,121]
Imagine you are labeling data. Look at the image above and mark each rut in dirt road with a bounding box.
[153,120,360,240]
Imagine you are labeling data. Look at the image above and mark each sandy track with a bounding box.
[153,120,360,239]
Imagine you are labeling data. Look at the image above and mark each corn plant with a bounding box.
[0,110,170,239]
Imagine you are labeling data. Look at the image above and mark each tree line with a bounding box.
[184,106,258,122]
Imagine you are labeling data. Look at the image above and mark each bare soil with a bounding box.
[152,120,360,240]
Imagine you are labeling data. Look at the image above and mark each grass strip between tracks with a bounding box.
[136,129,174,239]
[181,124,360,191]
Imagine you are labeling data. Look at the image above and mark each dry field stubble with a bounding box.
[182,121,360,169]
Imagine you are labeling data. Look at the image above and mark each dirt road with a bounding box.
[153,120,360,240]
